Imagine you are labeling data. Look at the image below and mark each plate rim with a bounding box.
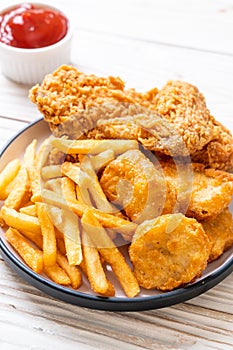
[0,118,233,311]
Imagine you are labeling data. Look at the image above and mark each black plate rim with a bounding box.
[0,118,232,311]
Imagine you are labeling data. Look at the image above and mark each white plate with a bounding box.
[0,118,232,311]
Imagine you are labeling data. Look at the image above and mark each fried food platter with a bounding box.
[0,118,232,311]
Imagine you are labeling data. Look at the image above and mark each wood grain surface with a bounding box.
[0,1,232,349]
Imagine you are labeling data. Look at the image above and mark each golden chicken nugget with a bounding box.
[159,160,233,220]
[100,149,166,223]
[129,213,211,291]
[201,208,233,262]
[191,117,233,172]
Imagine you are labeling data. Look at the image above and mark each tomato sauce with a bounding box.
[0,3,68,49]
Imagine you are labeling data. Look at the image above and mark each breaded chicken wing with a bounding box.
[201,208,233,262]
[150,80,214,154]
[29,65,152,125]
[129,213,211,290]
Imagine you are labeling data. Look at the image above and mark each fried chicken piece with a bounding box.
[29,66,233,169]
[95,81,233,169]
[100,150,166,223]
[29,65,190,157]
[91,114,190,156]
[129,213,211,290]
[150,80,214,154]
[201,208,233,262]
[29,65,152,126]
[160,160,233,220]
[191,117,233,172]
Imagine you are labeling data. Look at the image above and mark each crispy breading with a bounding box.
[159,160,233,220]
[147,83,233,171]
[129,213,211,290]
[29,65,233,170]
[29,67,205,157]
[191,117,233,171]
[150,80,214,154]
[91,114,190,157]
[29,65,150,125]
[101,154,233,221]
[201,208,233,262]
[100,149,166,223]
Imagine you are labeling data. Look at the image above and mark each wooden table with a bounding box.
[0,0,232,349]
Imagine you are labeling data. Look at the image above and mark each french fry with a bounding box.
[24,140,45,202]
[51,138,139,155]
[81,209,140,298]
[60,209,82,266]
[5,227,43,274]
[19,229,43,249]
[90,150,114,172]
[55,229,66,255]
[0,159,21,200]
[41,188,76,211]
[24,139,37,166]
[41,189,137,239]
[36,202,57,267]
[28,165,42,202]
[75,184,89,205]
[1,206,41,234]
[82,229,115,296]
[44,263,71,285]
[4,140,37,209]
[3,176,18,199]
[61,175,128,229]
[0,208,5,227]
[36,137,52,168]
[44,178,62,194]
[19,200,34,207]
[61,176,77,203]
[20,204,37,217]
[90,209,136,240]
[41,165,62,180]
[61,162,92,206]
[48,204,82,266]
[4,166,30,209]
[80,156,114,212]
[79,258,88,276]
[29,137,54,201]
[46,198,82,266]
[56,251,82,289]
[46,205,63,227]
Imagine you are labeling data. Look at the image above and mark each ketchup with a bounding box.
[0,3,68,49]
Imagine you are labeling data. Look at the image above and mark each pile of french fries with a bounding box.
[0,137,141,298]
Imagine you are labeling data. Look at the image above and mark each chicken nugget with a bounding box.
[100,149,166,223]
[191,117,233,172]
[129,213,211,291]
[188,164,233,220]
[159,160,233,220]
[201,208,233,262]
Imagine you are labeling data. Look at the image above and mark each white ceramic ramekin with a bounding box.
[0,3,73,85]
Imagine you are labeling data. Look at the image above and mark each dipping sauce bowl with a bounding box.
[0,2,72,85]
